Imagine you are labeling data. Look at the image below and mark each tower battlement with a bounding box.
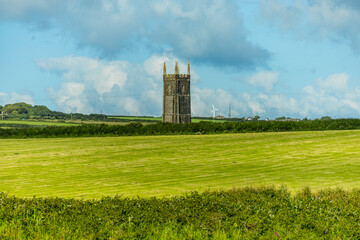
[164,74,190,79]
[162,61,191,123]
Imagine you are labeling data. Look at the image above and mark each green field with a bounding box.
[0,120,80,126]
[108,116,162,121]
[108,116,227,123]
[2,130,360,198]
[191,118,227,123]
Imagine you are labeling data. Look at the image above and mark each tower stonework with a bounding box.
[162,61,191,123]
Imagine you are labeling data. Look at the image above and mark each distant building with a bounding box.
[278,118,300,122]
[162,61,191,123]
[285,118,300,122]
[216,115,225,120]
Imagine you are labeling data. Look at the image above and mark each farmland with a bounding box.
[0,120,80,127]
[2,128,360,238]
[108,116,228,123]
[2,130,360,199]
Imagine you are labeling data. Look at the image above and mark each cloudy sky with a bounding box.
[1,0,360,119]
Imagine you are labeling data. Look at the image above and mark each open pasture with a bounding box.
[2,130,360,198]
[0,120,79,127]
[108,115,228,123]
[108,116,162,121]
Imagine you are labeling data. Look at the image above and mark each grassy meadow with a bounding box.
[108,116,228,123]
[0,120,80,127]
[2,130,360,199]
[108,116,162,121]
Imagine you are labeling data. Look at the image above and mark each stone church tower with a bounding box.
[162,61,191,123]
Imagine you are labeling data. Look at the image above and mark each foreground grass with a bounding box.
[2,130,360,198]
[2,187,360,239]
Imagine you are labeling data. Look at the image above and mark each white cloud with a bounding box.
[37,56,149,115]
[248,102,265,115]
[316,73,348,91]
[342,99,360,112]
[0,92,34,106]
[123,97,141,116]
[47,82,87,113]
[36,56,129,95]
[247,71,279,92]
[36,54,203,115]
[259,0,360,51]
[299,73,360,117]
[0,0,269,69]
[230,71,360,119]
[258,93,298,115]
[191,86,245,117]
[242,92,265,115]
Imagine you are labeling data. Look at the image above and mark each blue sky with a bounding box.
[1,0,360,119]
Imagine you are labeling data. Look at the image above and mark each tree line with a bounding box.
[0,102,107,121]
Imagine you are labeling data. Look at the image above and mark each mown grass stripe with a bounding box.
[1,130,360,198]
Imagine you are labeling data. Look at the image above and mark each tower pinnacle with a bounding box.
[163,62,166,75]
[175,61,179,75]
[187,60,190,76]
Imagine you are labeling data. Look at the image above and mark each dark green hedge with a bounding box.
[1,187,360,239]
[1,119,360,138]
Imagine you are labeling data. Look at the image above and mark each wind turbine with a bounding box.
[211,105,218,119]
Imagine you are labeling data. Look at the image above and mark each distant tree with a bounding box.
[4,102,32,115]
[275,116,286,120]
[254,116,260,121]
[321,116,331,120]
[31,105,52,117]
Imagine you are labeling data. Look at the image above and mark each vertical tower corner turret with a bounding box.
[187,60,190,76]
[175,61,179,75]
[163,62,166,75]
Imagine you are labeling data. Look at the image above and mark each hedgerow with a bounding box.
[1,119,360,138]
[1,187,360,239]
